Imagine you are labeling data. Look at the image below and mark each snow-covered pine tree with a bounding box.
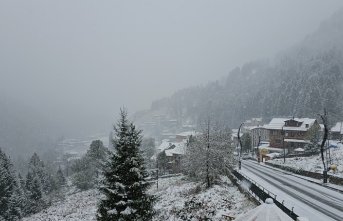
[27,153,53,194]
[86,140,109,179]
[71,140,109,190]
[97,109,154,221]
[25,153,49,215]
[55,166,66,187]
[17,173,28,215]
[25,170,45,214]
[0,148,24,220]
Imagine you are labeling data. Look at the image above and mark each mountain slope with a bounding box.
[136,9,343,130]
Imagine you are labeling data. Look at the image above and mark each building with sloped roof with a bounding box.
[331,122,343,140]
[264,117,320,152]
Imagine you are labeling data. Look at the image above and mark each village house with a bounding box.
[331,122,343,141]
[264,117,320,153]
[251,126,269,148]
[231,117,264,148]
[154,131,200,174]
[164,142,186,173]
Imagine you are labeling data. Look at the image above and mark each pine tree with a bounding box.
[17,173,28,215]
[55,166,66,187]
[86,140,109,179]
[28,153,53,194]
[25,153,49,215]
[0,148,24,220]
[25,172,42,214]
[71,140,109,190]
[97,109,154,221]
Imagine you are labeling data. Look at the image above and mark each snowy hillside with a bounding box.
[23,176,256,221]
[149,176,256,221]
[22,189,100,221]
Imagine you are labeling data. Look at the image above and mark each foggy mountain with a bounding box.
[136,8,343,129]
[1,2,343,159]
[0,96,62,158]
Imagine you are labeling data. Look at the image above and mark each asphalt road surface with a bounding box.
[241,160,343,221]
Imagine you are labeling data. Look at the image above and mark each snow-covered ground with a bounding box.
[23,176,256,221]
[148,176,256,220]
[269,146,343,178]
[22,189,100,221]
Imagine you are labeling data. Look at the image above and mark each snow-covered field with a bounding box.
[269,147,343,178]
[23,176,256,221]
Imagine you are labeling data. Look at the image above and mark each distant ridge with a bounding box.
[135,8,343,132]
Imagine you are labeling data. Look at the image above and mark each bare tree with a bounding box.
[184,118,234,188]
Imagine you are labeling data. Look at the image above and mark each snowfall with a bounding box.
[23,176,256,221]
[269,144,343,178]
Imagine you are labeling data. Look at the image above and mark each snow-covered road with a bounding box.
[241,160,343,221]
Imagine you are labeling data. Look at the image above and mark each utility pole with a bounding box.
[320,109,328,183]
[257,135,261,163]
[206,117,210,188]
[282,126,286,164]
[327,138,332,165]
[340,121,342,142]
[156,159,159,190]
[238,123,244,169]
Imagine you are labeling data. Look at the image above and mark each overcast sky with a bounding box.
[1,0,342,136]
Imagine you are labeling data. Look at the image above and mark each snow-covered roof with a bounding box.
[165,142,186,156]
[264,118,289,130]
[231,133,243,138]
[243,125,257,131]
[253,142,270,149]
[319,124,325,131]
[266,153,280,158]
[326,140,343,149]
[264,118,316,131]
[231,129,244,138]
[232,129,239,133]
[258,147,284,153]
[235,198,294,221]
[252,117,263,121]
[250,125,268,130]
[331,122,343,134]
[176,131,201,137]
[157,139,172,151]
[284,139,311,144]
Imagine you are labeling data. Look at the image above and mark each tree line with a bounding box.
[0,150,66,220]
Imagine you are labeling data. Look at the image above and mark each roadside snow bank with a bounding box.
[269,147,343,178]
